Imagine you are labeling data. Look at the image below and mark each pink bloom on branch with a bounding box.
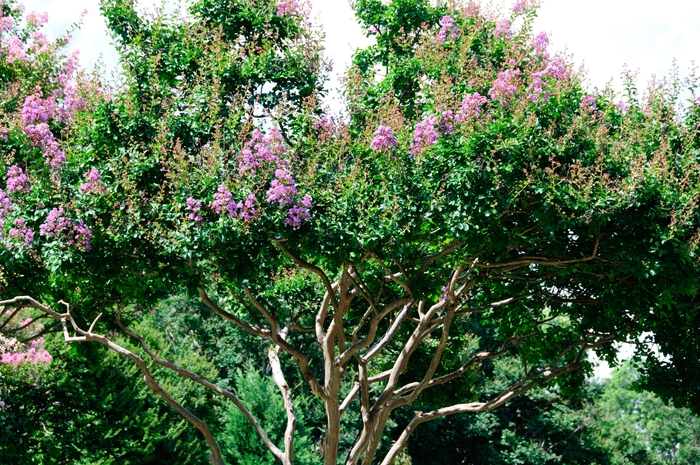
[40,207,71,238]
[25,10,49,26]
[370,125,398,151]
[0,16,13,32]
[580,95,597,112]
[532,31,549,56]
[493,19,511,39]
[488,69,521,104]
[285,194,312,228]
[210,184,233,214]
[4,35,26,62]
[241,194,257,222]
[0,189,12,219]
[79,167,106,194]
[185,197,203,225]
[22,94,57,124]
[8,218,34,248]
[456,92,488,122]
[277,0,300,17]
[438,16,459,43]
[6,165,30,194]
[410,115,439,155]
[267,168,298,206]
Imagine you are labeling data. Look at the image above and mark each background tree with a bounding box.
[2,1,700,464]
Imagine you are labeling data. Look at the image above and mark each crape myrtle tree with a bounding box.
[2,0,700,463]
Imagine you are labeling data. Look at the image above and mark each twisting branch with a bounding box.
[2,298,229,465]
[273,238,338,309]
[241,286,326,398]
[113,306,286,463]
[267,325,296,465]
[199,288,269,338]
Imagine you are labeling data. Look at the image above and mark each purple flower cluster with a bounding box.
[410,115,439,155]
[25,10,49,26]
[0,189,11,219]
[527,71,550,103]
[21,94,57,124]
[532,31,549,56]
[439,110,455,133]
[1,336,53,365]
[240,128,287,174]
[6,166,30,194]
[512,0,527,13]
[186,198,203,225]
[39,207,92,251]
[493,19,511,39]
[21,94,66,169]
[267,169,298,205]
[8,218,33,248]
[615,100,629,113]
[488,68,522,104]
[580,95,597,112]
[285,194,312,228]
[438,16,459,43]
[78,167,106,194]
[456,92,488,122]
[3,35,26,63]
[277,0,300,17]
[370,125,398,152]
[0,16,13,32]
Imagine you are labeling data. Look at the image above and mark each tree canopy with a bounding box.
[1,0,700,464]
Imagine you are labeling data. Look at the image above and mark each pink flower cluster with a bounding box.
[214,128,312,228]
[78,167,106,194]
[285,194,312,228]
[410,115,439,155]
[3,35,26,62]
[186,197,203,225]
[0,189,11,219]
[370,125,398,151]
[488,68,522,104]
[240,128,287,173]
[532,31,549,56]
[277,0,300,17]
[25,10,49,26]
[1,338,53,365]
[21,93,66,169]
[456,92,488,121]
[580,95,597,112]
[6,165,30,194]
[438,16,459,43]
[493,19,511,39]
[39,207,93,251]
[8,217,34,247]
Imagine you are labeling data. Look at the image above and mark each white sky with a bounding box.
[21,0,698,378]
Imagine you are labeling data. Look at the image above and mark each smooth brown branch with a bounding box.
[199,288,269,338]
[268,325,297,465]
[113,311,286,463]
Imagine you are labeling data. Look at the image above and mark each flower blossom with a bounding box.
[532,31,549,56]
[8,218,34,248]
[488,68,522,104]
[4,35,26,62]
[370,125,398,151]
[6,166,30,194]
[267,169,298,206]
[285,194,312,228]
[0,189,12,219]
[25,10,49,26]
[410,115,439,155]
[493,19,511,38]
[78,167,106,194]
[580,95,597,112]
[438,16,459,43]
[277,0,300,17]
[185,198,203,225]
[40,207,92,251]
[0,16,14,32]
[239,128,286,173]
[456,92,488,122]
